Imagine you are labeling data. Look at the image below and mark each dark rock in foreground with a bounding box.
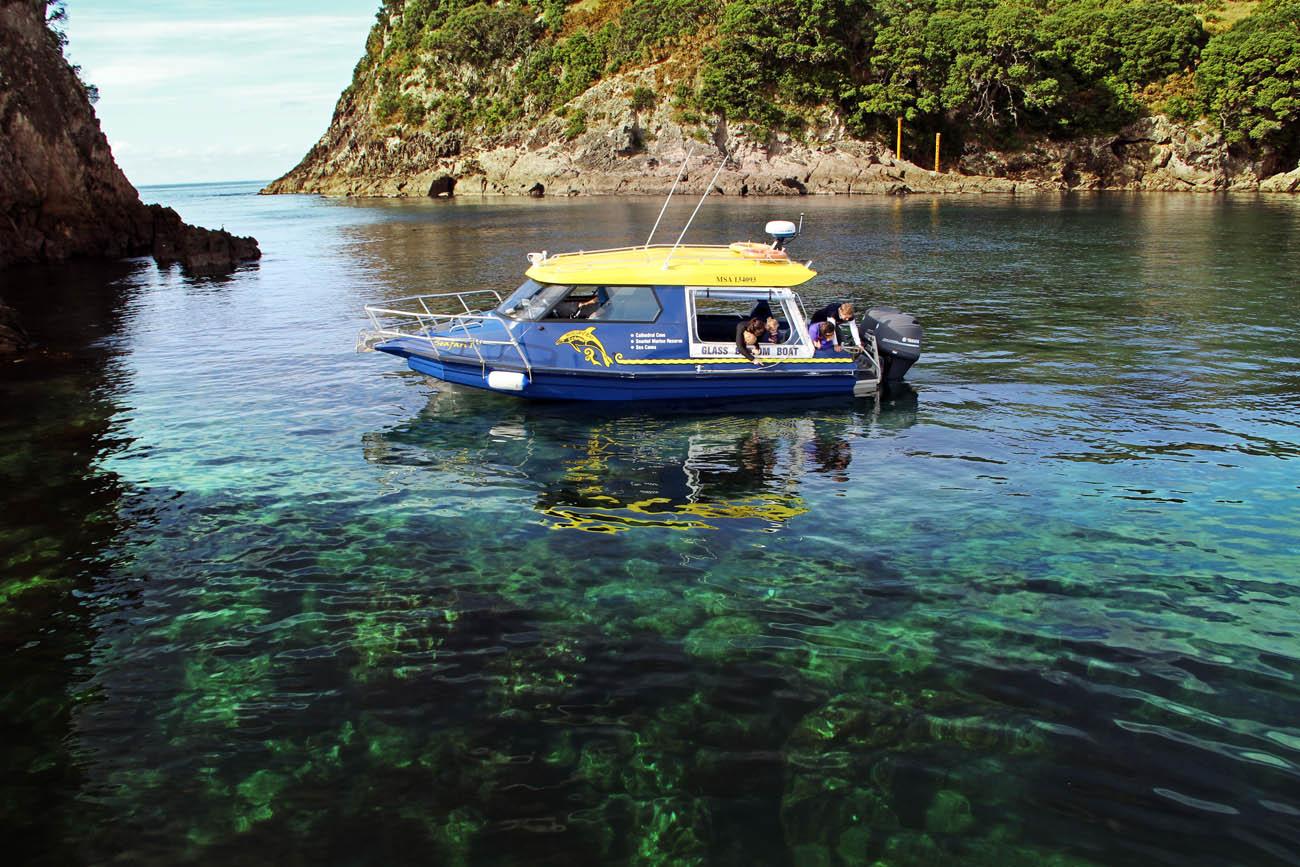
[0,301,30,354]
[0,0,260,352]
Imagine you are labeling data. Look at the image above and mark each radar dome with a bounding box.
[765,220,799,241]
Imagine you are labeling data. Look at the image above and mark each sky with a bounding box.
[63,1,377,185]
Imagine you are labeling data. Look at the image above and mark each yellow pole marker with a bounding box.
[896,117,903,161]
[934,133,941,173]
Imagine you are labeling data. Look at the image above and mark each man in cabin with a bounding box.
[574,286,610,318]
[735,316,766,364]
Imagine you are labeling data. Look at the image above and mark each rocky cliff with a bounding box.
[268,65,1300,199]
[265,1,1299,199]
[266,64,1026,198]
[0,0,260,297]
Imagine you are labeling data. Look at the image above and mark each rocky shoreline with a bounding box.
[265,65,1300,200]
[1,0,260,355]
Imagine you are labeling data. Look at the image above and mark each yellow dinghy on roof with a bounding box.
[525,244,818,289]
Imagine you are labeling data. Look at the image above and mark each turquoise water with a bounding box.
[2,185,1299,865]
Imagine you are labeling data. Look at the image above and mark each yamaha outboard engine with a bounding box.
[862,306,922,383]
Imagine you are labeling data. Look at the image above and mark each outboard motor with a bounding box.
[862,306,922,383]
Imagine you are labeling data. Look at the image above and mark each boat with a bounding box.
[359,166,922,402]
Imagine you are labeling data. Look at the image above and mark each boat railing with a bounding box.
[846,322,882,397]
[534,244,811,272]
[358,290,532,375]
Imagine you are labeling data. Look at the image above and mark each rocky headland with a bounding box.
[1,0,260,353]
[267,71,1300,199]
[265,1,1300,200]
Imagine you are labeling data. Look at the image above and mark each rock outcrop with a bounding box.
[146,204,261,275]
[0,0,260,352]
[1260,164,1300,193]
[960,115,1282,192]
[266,56,1297,200]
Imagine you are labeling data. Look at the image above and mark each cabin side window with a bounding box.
[542,286,662,323]
[690,292,799,345]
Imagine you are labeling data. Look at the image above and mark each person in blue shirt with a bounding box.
[808,320,837,350]
[574,286,610,318]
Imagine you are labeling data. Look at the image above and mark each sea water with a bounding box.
[1,185,1298,865]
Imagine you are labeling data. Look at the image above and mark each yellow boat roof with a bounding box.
[525,244,817,288]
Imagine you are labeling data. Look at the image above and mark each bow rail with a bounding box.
[357,289,531,375]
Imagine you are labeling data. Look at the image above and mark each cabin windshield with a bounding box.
[498,280,571,321]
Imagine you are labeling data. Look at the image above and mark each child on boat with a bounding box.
[808,320,837,350]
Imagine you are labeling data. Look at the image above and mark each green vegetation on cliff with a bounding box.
[357,0,1297,158]
[1196,0,1300,146]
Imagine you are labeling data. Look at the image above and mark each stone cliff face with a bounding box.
[265,64,1021,198]
[267,55,1299,200]
[0,0,153,263]
[0,1,261,267]
[0,0,261,353]
[961,115,1300,193]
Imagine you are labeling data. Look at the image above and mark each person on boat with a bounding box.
[736,317,766,364]
[761,316,782,344]
[574,286,610,318]
[808,320,838,351]
[809,301,855,327]
[810,302,854,348]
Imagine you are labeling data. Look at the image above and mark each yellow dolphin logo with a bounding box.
[556,326,614,367]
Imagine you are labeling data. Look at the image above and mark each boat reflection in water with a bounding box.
[361,384,918,534]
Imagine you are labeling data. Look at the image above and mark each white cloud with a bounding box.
[88,57,229,91]
[61,3,376,184]
[71,14,368,43]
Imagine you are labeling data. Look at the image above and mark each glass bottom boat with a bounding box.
[360,228,922,402]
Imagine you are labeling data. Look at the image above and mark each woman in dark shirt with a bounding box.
[809,301,855,326]
[735,317,765,362]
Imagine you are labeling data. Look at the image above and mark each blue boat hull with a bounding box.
[400,353,857,401]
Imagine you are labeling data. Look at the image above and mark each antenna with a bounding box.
[662,153,729,270]
[644,146,694,248]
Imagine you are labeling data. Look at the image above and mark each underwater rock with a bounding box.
[0,300,30,354]
[780,772,898,856]
[682,615,762,660]
[925,789,975,834]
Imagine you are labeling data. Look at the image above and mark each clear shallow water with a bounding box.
[2,185,1299,865]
